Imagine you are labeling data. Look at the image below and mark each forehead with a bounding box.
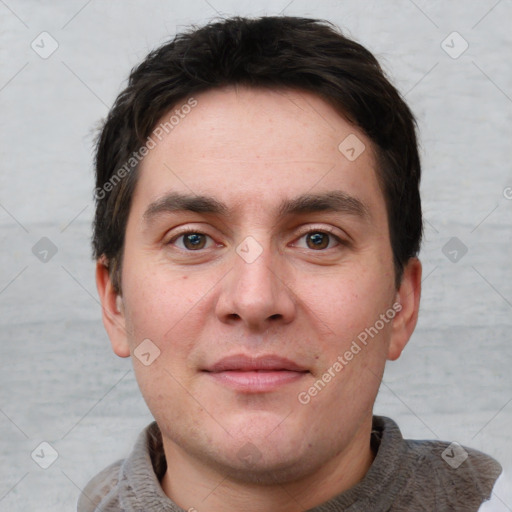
[133,86,386,220]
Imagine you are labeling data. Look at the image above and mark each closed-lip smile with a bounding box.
[203,354,309,392]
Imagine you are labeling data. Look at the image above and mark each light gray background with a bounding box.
[1,0,511,510]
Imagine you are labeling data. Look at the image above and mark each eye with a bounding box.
[168,231,215,251]
[294,230,342,250]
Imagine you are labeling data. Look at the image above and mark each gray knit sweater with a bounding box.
[77,416,501,511]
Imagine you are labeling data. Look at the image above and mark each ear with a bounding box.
[96,258,131,358]
[387,258,422,361]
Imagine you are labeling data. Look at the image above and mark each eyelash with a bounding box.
[166,226,345,252]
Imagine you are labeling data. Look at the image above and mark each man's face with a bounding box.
[99,86,419,483]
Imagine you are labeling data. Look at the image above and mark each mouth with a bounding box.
[202,354,309,392]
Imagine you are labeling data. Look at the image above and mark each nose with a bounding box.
[214,236,297,331]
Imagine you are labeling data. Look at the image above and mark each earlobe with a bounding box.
[96,259,131,358]
[387,258,422,361]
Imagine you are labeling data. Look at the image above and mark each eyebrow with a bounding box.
[143,190,370,224]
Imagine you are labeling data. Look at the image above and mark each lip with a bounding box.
[205,354,308,373]
[203,354,309,392]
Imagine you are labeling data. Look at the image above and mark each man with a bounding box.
[79,15,502,511]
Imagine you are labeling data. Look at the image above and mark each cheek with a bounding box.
[306,268,394,334]
[302,265,396,390]
[121,270,204,423]
[122,260,198,342]
[121,265,217,408]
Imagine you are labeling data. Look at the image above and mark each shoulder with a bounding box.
[402,437,502,509]
[76,422,165,512]
[406,437,502,480]
[478,472,512,511]
[77,459,124,512]
[371,416,502,511]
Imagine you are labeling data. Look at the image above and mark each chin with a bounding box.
[211,447,323,486]
[203,422,326,485]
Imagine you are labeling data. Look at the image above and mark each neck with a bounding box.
[161,417,376,512]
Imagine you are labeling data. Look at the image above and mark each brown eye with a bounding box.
[170,232,212,250]
[183,233,207,250]
[306,232,331,250]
